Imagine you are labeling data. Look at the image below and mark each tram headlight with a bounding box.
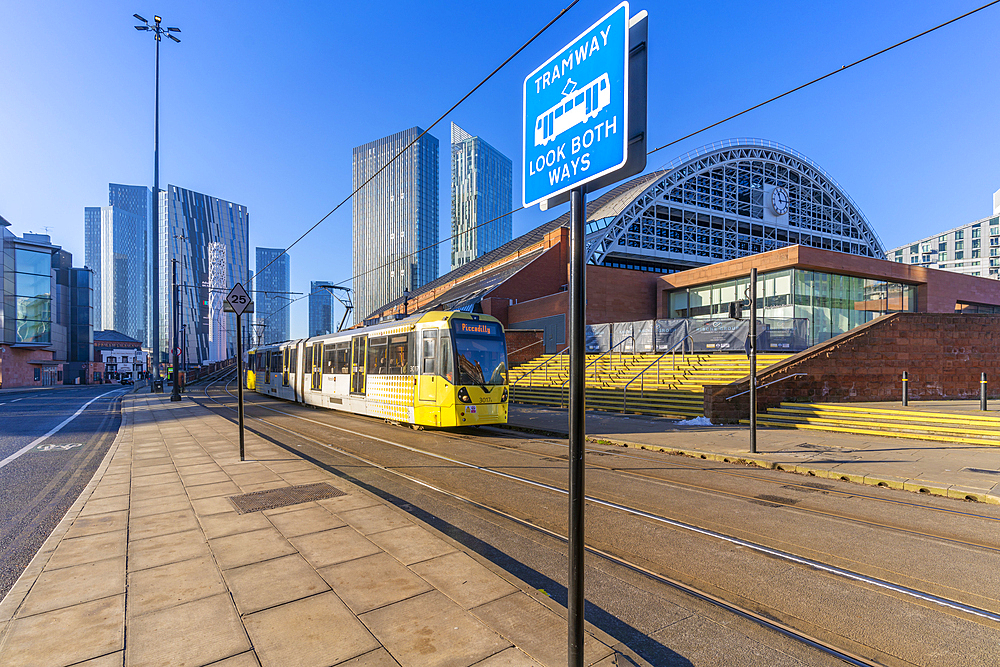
[501,387,508,403]
[457,387,472,404]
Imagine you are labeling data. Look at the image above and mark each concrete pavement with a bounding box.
[0,393,644,667]
[504,402,1000,504]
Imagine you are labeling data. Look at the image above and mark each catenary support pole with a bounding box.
[749,267,757,454]
[568,186,586,667]
[170,260,181,401]
[237,312,245,461]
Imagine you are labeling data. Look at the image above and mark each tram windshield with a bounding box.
[452,320,507,386]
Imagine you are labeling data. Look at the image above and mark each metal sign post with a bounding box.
[521,5,647,666]
[749,268,757,454]
[225,283,253,462]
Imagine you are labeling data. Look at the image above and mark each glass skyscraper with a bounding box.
[308,281,336,337]
[450,123,512,270]
[255,247,290,344]
[352,127,439,324]
[83,184,149,345]
[159,186,249,366]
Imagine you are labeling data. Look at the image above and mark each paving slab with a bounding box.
[360,590,512,667]
[127,554,228,617]
[0,393,643,667]
[266,505,347,538]
[290,527,382,569]
[210,527,296,570]
[127,529,212,572]
[199,508,273,539]
[18,557,125,618]
[318,552,432,614]
[126,593,249,667]
[45,530,127,570]
[244,592,379,667]
[223,553,330,615]
[1,594,124,667]
[410,551,519,610]
[368,524,456,566]
[472,593,613,667]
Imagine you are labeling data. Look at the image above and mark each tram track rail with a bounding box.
[197,378,1000,666]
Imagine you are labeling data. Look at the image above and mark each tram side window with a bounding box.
[323,344,336,374]
[387,335,409,375]
[367,337,388,375]
[421,330,437,375]
[336,344,349,373]
[270,352,281,373]
[440,332,454,383]
[289,348,298,373]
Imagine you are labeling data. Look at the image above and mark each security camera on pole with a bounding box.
[225,283,253,461]
[521,4,647,665]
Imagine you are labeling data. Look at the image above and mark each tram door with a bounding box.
[350,335,367,395]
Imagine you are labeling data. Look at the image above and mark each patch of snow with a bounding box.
[674,416,714,426]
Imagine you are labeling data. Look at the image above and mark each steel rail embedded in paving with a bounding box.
[203,378,1000,659]
[202,378,882,667]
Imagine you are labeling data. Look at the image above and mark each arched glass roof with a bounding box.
[585,138,885,270]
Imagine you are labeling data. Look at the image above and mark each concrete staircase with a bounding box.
[509,352,791,418]
[749,403,1000,446]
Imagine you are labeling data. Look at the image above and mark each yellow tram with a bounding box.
[248,311,508,428]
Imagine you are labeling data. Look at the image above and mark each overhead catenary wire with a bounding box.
[253,0,580,283]
[259,0,1000,328]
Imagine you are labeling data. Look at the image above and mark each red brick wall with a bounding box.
[705,313,1000,422]
[0,347,56,388]
[505,329,544,366]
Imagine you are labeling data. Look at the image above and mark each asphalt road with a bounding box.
[0,385,127,600]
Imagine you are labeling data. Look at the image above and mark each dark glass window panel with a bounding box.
[15,272,51,298]
[15,249,51,276]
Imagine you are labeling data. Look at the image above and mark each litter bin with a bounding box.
[153,379,164,393]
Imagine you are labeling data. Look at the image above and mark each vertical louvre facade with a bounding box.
[352,127,439,323]
[450,123,512,270]
[254,247,290,344]
[160,186,249,366]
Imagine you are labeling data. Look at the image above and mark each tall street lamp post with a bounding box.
[134,13,180,381]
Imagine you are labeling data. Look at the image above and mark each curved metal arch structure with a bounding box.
[584,139,886,268]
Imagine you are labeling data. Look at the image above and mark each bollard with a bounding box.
[902,371,908,407]
[982,372,988,411]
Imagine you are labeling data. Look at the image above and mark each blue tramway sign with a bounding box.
[522,2,630,207]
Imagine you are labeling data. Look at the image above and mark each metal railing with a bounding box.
[508,338,544,357]
[668,334,696,370]
[622,351,671,412]
[510,347,569,387]
[726,373,807,400]
[556,336,637,405]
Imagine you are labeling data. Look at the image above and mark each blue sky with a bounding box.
[2,0,999,338]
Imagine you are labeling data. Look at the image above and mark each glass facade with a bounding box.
[450,123,512,270]
[352,127,439,324]
[13,247,52,343]
[255,247,290,344]
[668,268,916,345]
[160,186,249,366]
[308,281,336,337]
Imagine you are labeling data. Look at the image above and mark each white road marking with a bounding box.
[0,389,122,471]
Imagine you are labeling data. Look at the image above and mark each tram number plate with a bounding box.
[35,443,84,452]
